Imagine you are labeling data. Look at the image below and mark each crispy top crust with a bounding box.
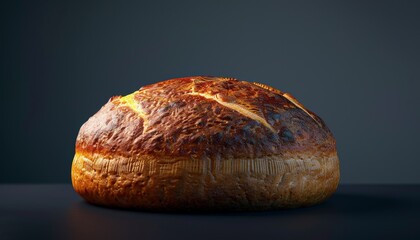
[75,76,336,160]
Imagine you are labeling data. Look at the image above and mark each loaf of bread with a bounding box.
[71,76,340,211]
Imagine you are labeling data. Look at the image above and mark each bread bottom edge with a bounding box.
[71,152,340,211]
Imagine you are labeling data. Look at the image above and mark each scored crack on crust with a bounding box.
[71,76,340,211]
[187,91,276,133]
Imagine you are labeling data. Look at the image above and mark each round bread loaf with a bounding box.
[71,76,340,211]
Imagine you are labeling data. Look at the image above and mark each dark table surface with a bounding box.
[0,184,419,240]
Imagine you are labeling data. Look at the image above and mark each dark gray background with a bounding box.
[1,0,419,184]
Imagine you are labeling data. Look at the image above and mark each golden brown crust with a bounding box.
[75,76,335,159]
[71,76,340,210]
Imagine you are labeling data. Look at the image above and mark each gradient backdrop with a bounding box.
[1,0,419,184]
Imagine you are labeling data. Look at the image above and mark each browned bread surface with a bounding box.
[71,76,340,211]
